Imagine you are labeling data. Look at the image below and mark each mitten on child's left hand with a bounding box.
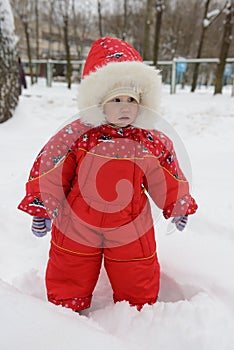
[31,217,52,237]
[171,215,188,231]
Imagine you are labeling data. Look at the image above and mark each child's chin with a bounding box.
[116,119,131,127]
[116,122,129,127]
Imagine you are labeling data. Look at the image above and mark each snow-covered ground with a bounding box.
[0,80,234,350]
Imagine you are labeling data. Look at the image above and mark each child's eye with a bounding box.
[128,97,136,103]
[110,97,138,103]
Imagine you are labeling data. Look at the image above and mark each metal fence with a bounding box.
[22,58,234,95]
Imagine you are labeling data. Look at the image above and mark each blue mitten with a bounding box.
[31,217,52,237]
[45,217,52,232]
[171,215,188,232]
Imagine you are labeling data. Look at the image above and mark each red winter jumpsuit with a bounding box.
[18,120,197,311]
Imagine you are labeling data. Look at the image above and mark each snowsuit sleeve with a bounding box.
[17,119,90,218]
[144,131,198,219]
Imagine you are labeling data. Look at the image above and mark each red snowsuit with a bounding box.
[18,119,197,311]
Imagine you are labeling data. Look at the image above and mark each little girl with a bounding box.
[18,37,197,312]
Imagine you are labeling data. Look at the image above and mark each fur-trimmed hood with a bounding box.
[78,37,162,129]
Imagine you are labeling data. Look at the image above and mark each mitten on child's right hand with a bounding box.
[31,217,52,237]
[171,215,188,232]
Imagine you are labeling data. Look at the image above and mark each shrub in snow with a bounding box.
[0,0,20,123]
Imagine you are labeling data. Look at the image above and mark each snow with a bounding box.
[207,8,220,19]
[224,1,232,14]
[203,18,211,28]
[1,79,234,350]
[204,8,221,27]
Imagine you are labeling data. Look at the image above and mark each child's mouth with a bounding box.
[118,116,130,120]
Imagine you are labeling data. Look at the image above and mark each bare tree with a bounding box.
[57,0,72,88]
[35,0,39,80]
[97,0,103,37]
[10,0,233,90]
[190,0,211,92]
[168,0,201,58]
[214,0,234,94]
[153,0,165,66]
[0,0,20,123]
[44,0,56,58]
[71,0,81,58]
[104,1,123,39]
[191,0,225,92]
[143,0,154,60]
[11,0,34,84]
[122,0,128,40]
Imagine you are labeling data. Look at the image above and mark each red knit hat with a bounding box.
[78,37,161,129]
[82,37,143,78]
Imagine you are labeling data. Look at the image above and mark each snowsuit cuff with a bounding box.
[18,193,60,218]
[163,195,198,219]
[47,295,92,311]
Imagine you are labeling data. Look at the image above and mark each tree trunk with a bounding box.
[97,0,103,37]
[35,0,39,81]
[48,0,55,58]
[191,0,211,92]
[72,0,81,58]
[0,0,20,123]
[153,1,164,67]
[122,0,127,41]
[63,15,72,89]
[143,0,153,60]
[214,1,234,94]
[23,21,34,85]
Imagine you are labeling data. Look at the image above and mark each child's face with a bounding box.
[103,95,139,127]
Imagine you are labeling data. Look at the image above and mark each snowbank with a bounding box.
[0,80,234,350]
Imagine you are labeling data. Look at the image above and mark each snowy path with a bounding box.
[0,81,234,350]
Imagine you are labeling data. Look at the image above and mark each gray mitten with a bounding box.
[171,215,188,231]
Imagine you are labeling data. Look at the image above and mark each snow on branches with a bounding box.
[0,0,20,123]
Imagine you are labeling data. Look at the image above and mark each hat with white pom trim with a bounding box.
[78,37,161,129]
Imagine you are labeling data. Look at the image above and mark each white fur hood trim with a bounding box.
[78,61,162,129]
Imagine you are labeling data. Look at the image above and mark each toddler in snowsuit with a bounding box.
[18,37,198,312]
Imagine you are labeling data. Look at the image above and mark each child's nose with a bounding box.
[120,102,130,111]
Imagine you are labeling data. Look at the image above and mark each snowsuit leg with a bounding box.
[45,225,159,311]
[46,227,103,311]
[104,226,160,309]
